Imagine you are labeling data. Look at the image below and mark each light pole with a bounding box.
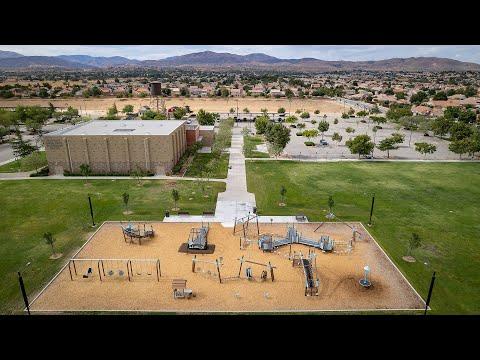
[368,193,375,226]
[88,195,95,227]
[18,261,31,315]
[424,271,436,315]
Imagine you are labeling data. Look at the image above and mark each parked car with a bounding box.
[365,154,373,159]
[319,139,328,146]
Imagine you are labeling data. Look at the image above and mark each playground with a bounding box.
[29,221,425,313]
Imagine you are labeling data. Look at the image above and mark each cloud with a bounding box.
[1,45,480,63]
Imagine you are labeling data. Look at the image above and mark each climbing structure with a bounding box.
[258,225,334,252]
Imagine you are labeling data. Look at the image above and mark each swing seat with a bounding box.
[119,270,124,276]
[108,270,114,276]
[83,267,93,278]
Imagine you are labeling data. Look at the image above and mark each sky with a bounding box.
[1,45,480,63]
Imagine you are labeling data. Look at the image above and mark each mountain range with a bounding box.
[1,50,479,72]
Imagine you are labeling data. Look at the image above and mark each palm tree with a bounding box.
[43,232,56,256]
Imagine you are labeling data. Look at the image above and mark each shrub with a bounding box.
[296,131,304,136]
[333,119,339,124]
[300,112,310,119]
[314,110,320,114]
[304,141,315,146]
[311,120,317,124]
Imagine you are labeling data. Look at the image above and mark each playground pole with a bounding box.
[424,271,436,315]
[368,194,375,226]
[88,195,95,227]
[18,272,30,315]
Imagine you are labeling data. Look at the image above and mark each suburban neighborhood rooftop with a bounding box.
[45,120,186,137]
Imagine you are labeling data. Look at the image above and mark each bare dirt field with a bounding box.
[30,221,425,313]
[0,97,346,115]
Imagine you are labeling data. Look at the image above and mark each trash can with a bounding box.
[165,210,170,218]
[253,206,257,214]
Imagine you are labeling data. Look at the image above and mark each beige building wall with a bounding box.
[44,124,186,175]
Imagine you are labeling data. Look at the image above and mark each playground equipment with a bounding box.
[359,265,372,288]
[292,250,319,296]
[121,223,155,245]
[191,255,223,283]
[237,255,276,282]
[233,213,260,239]
[68,258,161,282]
[172,279,194,299]
[258,225,335,252]
[187,223,209,250]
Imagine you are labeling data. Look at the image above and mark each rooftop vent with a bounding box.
[113,129,135,132]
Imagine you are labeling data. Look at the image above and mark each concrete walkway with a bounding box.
[214,127,257,226]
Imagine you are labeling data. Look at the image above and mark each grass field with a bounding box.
[0,151,47,173]
[243,135,270,158]
[246,160,480,314]
[184,153,229,179]
[0,179,225,314]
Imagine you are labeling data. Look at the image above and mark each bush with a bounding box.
[300,112,310,119]
[314,110,320,114]
[360,119,367,123]
[333,119,339,124]
[304,141,315,146]
[296,131,304,136]
[290,124,297,128]
[297,123,306,129]
[311,120,317,124]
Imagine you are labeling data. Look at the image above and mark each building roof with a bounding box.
[45,120,185,137]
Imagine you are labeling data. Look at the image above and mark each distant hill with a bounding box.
[0,50,479,72]
[0,50,24,59]
[57,55,141,67]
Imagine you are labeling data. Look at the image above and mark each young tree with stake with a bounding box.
[172,189,180,211]
[122,192,130,214]
[279,185,287,206]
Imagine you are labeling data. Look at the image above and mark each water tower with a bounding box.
[149,81,165,114]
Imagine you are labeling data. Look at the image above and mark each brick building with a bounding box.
[44,120,187,175]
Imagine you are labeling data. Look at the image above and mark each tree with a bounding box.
[377,134,403,158]
[407,233,421,257]
[386,106,413,121]
[317,120,329,140]
[197,109,215,125]
[277,107,286,114]
[243,107,250,113]
[332,132,342,146]
[11,133,37,160]
[280,185,287,205]
[229,107,235,114]
[122,104,134,114]
[122,192,130,214]
[106,103,118,119]
[433,91,447,100]
[414,142,437,159]
[264,123,291,156]
[300,112,310,119]
[173,107,187,119]
[43,232,57,257]
[255,115,270,134]
[410,91,429,105]
[449,122,473,141]
[79,163,92,183]
[431,116,454,138]
[449,139,469,159]
[171,189,180,211]
[328,195,334,214]
[302,129,318,142]
[345,135,374,158]
[285,115,297,123]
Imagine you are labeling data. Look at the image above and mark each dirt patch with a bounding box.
[49,253,63,260]
[30,222,425,313]
[402,256,416,263]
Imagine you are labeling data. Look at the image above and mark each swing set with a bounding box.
[68,258,161,282]
[191,255,223,283]
[237,255,276,282]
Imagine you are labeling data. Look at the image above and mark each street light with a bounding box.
[368,193,375,226]
[88,195,95,227]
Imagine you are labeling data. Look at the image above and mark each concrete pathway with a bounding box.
[0,173,226,182]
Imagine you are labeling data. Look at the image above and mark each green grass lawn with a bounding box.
[0,151,47,173]
[243,135,270,158]
[184,153,229,179]
[0,179,225,314]
[246,161,480,314]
